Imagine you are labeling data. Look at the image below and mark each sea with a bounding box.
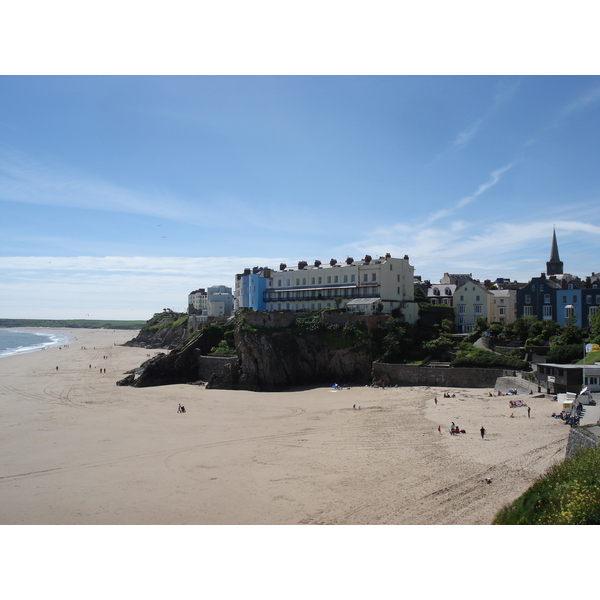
[0,329,70,358]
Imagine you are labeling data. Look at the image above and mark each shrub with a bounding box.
[493,446,600,524]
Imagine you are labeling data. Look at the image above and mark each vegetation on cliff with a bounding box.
[493,444,600,524]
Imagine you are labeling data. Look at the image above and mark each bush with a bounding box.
[450,347,529,370]
[545,344,584,364]
[493,446,600,524]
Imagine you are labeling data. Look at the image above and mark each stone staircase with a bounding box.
[495,374,541,395]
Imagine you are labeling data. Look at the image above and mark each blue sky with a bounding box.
[2,75,600,319]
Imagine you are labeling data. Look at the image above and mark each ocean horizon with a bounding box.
[0,329,70,358]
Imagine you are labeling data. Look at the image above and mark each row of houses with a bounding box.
[188,285,234,321]
[234,254,420,324]
[189,230,599,332]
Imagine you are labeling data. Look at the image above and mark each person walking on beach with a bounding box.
[450,422,455,435]
[434,397,438,405]
[438,425,442,435]
[528,406,531,418]
[480,426,486,439]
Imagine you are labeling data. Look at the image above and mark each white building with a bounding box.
[188,285,234,318]
[454,279,493,333]
[241,254,419,323]
[188,288,208,313]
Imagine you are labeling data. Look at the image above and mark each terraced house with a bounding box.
[235,254,419,323]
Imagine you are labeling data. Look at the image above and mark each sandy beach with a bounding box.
[0,328,571,525]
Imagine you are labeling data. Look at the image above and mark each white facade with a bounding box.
[188,289,207,312]
[454,280,493,333]
[238,254,419,323]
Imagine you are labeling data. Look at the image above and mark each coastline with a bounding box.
[0,327,81,358]
[0,328,571,525]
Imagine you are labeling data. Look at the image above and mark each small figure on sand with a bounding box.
[434,397,437,405]
[480,426,486,439]
[450,421,455,435]
[55,366,58,371]
[438,425,442,434]
[528,406,531,418]
[177,403,186,414]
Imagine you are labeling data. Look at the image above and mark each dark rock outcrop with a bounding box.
[122,312,374,391]
[123,311,188,349]
[222,327,372,391]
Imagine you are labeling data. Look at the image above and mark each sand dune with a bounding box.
[0,328,569,525]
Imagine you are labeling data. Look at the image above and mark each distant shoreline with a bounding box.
[0,318,145,330]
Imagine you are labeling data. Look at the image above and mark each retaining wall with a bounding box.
[371,363,506,388]
[566,426,600,459]
[197,355,239,382]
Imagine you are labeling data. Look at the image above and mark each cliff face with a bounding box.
[123,311,188,350]
[220,327,373,391]
[121,312,374,391]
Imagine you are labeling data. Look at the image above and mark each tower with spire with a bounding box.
[546,228,563,276]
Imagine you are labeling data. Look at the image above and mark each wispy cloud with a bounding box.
[456,163,514,209]
[447,79,521,152]
[0,147,246,228]
[561,84,600,117]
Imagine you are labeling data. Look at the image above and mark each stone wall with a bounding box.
[197,355,239,382]
[371,363,506,388]
[242,310,390,330]
[566,426,600,460]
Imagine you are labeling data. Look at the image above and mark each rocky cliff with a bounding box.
[123,311,189,350]
[223,327,372,391]
[121,312,374,391]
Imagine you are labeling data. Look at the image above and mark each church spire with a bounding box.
[546,227,563,275]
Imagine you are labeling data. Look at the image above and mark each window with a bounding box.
[540,285,544,292]
[474,305,482,315]
[564,306,574,319]
[318,277,322,284]
[363,274,368,282]
[543,305,552,318]
[524,306,533,316]
[433,288,440,296]
[587,295,592,304]
[590,307,598,317]
[525,295,532,304]
[327,276,331,284]
[568,283,573,290]
[458,305,466,314]
[442,298,449,305]
[344,275,348,283]
[334,276,339,283]
[573,295,577,303]
[445,288,451,295]
[372,273,376,281]
[562,295,567,303]
[544,294,550,303]
[476,295,480,302]
[302,278,306,285]
[499,307,506,316]
[532,285,536,292]
[296,279,299,286]
[460,296,464,302]
[311,278,315,285]
[278,280,282,287]
[351,275,355,282]
[596,295,600,303]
